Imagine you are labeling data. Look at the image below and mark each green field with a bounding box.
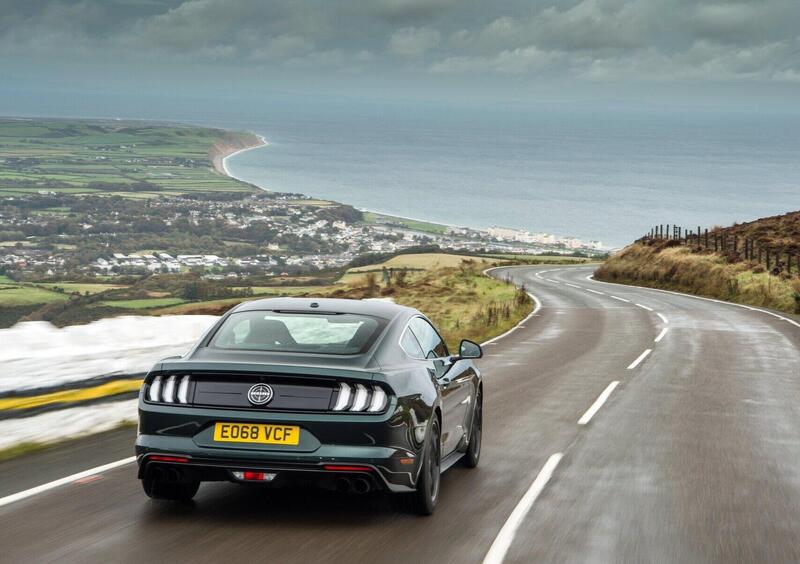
[349,252,495,273]
[0,285,68,306]
[41,282,127,294]
[481,254,598,263]
[0,119,260,196]
[100,297,185,309]
[362,212,449,235]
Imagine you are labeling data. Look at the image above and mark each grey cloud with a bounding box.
[388,27,441,57]
[364,0,459,23]
[0,0,799,84]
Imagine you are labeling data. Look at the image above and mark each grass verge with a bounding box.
[596,242,800,314]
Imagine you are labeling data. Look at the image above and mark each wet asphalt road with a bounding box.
[1,265,799,563]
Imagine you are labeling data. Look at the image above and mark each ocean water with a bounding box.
[3,93,798,247]
[221,105,800,248]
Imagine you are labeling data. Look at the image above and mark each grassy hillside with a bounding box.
[597,211,800,314]
[156,259,532,350]
[0,118,260,197]
[710,210,800,255]
[349,252,495,272]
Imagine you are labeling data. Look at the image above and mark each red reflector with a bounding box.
[323,465,372,472]
[149,455,189,463]
[243,471,268,481]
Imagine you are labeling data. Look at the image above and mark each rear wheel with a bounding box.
[400,418,441,515]
[463,388,482,468]
[142,474,199,502]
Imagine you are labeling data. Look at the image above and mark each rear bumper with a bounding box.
[135,436,418,492]
[136,396,429,492]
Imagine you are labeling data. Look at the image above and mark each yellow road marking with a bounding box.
[0,379,143,411]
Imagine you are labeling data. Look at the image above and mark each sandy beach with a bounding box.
[210,132,268,177]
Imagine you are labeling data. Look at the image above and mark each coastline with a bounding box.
[211,133,268,177]
[219,130,459,233]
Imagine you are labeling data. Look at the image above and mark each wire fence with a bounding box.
[638,224,799,277]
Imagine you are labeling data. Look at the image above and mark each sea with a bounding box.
[3,93,799,248]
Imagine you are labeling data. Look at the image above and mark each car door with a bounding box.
[408,317,470,457]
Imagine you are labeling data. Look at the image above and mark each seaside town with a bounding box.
[0,192,605,279]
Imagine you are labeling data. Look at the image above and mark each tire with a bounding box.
[399,418,441,516]
[142,474,200,502]
[463,388,482,468]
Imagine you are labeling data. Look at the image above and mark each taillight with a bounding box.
[147,375,192,404]
[149,455,189,463]
[332,383,388,413]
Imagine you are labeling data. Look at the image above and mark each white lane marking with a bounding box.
[655,328,669,343]
[546,279,561,284]
[0,456,136,508]
[577,381,620,425]
[565,283,581,289]
[635,303,654,312]
[657,313,669,324]
[482,453,564,564]
[585,288,605,295]
[627,349,653,370]
[611,295,630,303]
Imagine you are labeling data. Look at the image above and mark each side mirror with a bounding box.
[458,339,482,360]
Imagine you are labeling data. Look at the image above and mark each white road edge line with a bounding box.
[655,328,669,343]
[577,381,620,425]
[611,295,630,303]
[482,453,564,564]
[589,273,800,331]
[635,303,654,312]
[481,293,542,347]
[0,456,136,508]
[627,349,653,370]
[656,313,669,324]
[481,267,543,347]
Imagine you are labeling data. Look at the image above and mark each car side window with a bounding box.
[408,317,448,359]
[400,326,426,359]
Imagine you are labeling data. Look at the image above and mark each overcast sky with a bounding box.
[2,0,800,110]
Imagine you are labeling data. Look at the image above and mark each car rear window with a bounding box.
[209,311,387,355]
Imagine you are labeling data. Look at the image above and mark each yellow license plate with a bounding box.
[213,422,300,445]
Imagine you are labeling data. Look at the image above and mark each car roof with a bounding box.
[232,296,417,320]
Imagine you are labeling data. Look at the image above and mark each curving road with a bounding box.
[2,265,800,563]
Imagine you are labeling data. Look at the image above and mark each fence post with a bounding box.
[733,237,738,254]
[766,249,771,270]
[704,229,708,248]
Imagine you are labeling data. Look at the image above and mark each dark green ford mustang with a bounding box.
[136,297,483,514]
